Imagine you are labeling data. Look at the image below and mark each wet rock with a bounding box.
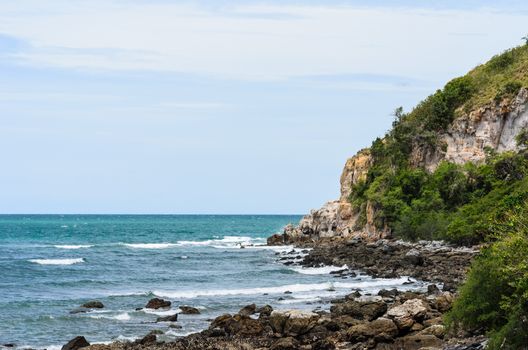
[427,284,441,295]
[179,306,201,314]
[238,303,257,316]
[81,301,104,309]
[267,234,285,246]
[69,308,89,314]
[346,317,398,342]
[136,333,157,346]
[404,248,424,266]
[208,327,226,337]
[378,288,398,298]
[156,314,178,322]
[61,336,90,350]
[145,298,171,309]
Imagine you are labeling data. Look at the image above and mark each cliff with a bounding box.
[273,46,528,244]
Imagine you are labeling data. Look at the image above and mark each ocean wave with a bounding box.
[152,277,411,299]
[89,312,131,321]
[142,308,180,316]
[290,265,348,275]
[28,258,84,265]
[54,245,93,249]
[122,243,179,249]
[121,236,267,250]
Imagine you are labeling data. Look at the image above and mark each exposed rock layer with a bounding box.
[281,89,528,242]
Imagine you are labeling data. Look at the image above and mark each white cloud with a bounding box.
[0,1,527,80]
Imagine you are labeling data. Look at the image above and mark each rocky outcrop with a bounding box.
[280,89,528,242]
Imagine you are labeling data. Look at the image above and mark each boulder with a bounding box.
[404,248,424,266]
[238,303,256,316]
[267,234,284,245]
[61,337,90,350]
[210,314,233,329]
[81,301,104,309]
[136,333,157,345]
[419,325,446,339]
[346,317,398,342]
[378,288,398,298]
[330,299,387,321]
[145,298,171,309]
[269,310,320,336]
[435,292,454,312]
[386,299,428,331]
[210,314,263,336]
[179,306,201,314]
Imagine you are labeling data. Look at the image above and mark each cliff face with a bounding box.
[285,88,528,242]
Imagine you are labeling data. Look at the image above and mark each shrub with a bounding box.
[447,208,528,349]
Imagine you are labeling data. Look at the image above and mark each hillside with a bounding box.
[281,44,528,246]
[273,44,528,348]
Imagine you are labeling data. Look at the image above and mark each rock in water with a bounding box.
[81,300,104,309]
[61,336,90,350]
[156,314,178,322]
[145,298,171,309]
[179,306,201,314]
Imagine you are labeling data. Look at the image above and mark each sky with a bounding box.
[1,1,528,214]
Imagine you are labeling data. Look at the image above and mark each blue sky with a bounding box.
[1,1,528,214]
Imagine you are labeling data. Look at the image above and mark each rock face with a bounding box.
[278,89,528,242]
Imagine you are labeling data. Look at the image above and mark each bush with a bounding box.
[447,209,528,348]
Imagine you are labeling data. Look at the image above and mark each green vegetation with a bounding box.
[348,43,528,346]
[350,44,528,245]
[446,208,528,349]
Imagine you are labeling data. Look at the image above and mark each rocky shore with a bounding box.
[268,236,479,291]
[61,236,482,350]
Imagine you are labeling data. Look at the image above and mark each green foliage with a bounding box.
[447,208,528,349]
[352,149,528,244]
[494,81,522,102]
[516,128,528,148]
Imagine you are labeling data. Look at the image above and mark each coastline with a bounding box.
[67,236,483,350]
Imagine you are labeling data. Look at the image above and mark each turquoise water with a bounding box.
[0,215,421,348]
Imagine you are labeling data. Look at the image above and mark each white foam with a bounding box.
[291,265,348,275]
[142,308,180,316]
[29,258,84,265]
[89,312,131,321]
[153,277,410,299]
[54,245,93,249]
[123,243,178,249]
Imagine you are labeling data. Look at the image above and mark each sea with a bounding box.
[0,215,426,349]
